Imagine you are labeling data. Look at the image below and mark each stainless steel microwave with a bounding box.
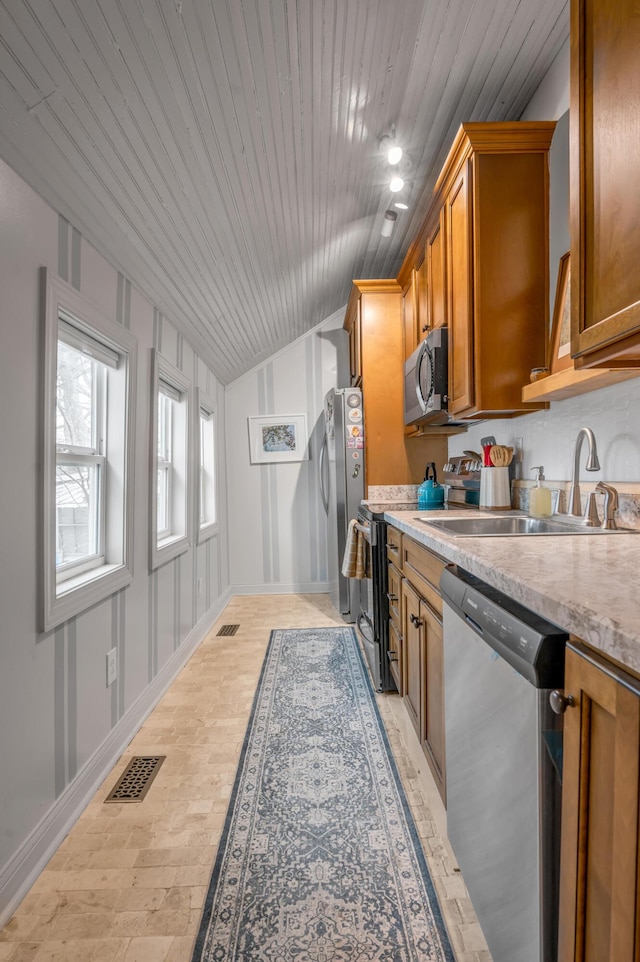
[404,327,450,426]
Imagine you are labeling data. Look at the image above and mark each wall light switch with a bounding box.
[106,647,117,687]
[198,577,204,597]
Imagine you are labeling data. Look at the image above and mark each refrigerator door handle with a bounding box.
[319,432,329,514]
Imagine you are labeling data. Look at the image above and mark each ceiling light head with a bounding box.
[389,177,404,193]
[381,209,397,237]
[394,201,409,210]
[387,145,403,165]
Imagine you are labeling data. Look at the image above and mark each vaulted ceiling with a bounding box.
[0,0,568,383]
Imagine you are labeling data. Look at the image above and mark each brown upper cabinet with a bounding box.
[426,208,447,333]
[569,0,640,368]
[343,279,449,491]
[402,211,446,362]
[348,296,362,385]
[402,269,420,361]
[435,122,555,418]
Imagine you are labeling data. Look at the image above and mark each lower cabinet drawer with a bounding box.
[402,537,445,616]
[386,525,402,570]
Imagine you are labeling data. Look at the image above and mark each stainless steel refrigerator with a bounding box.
[320,387,364,621]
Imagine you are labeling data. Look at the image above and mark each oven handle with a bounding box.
[355,521,371,540]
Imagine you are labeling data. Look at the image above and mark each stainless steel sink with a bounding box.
[416,514,638,537]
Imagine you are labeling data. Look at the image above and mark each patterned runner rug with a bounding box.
[191,626,455,961]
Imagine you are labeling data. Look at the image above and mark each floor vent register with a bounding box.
[217,624,240,636]
[104,755,166,803]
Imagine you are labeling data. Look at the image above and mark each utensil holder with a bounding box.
[479,467,512,510]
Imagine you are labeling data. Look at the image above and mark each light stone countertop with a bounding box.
[384,508,640,676]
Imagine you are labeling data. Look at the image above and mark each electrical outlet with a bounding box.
[106,647,117,687]
[513,436,524,479]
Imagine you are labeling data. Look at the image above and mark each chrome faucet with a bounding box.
[595,481,619,529]
[568,428,601,518]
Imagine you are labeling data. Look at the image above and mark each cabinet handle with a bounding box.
[549,690,576,714]
[386,543,399,553]
[387,592,398,602]
[410,613,423,628]
[388,651,398,662]
[421,323,430,333]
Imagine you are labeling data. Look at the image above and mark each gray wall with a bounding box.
[0,156,230,921]
[225,312,347,592]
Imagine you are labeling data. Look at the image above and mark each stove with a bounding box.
[443,455,482,508]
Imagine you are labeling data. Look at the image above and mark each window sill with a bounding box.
[197,521,219,544]
[43,561,132,632]
[150,532,191,571]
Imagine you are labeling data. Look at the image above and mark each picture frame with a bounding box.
[549,251,572,374]
[248,414,309,464]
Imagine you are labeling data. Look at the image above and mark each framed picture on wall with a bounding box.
[549,251,572,374]
[248,414,309,463]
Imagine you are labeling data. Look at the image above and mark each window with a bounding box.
[149,352,192,569]
[42,271,137,631]
[197,389,217,541]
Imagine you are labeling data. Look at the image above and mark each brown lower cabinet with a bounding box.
[399,546,446,804]
[558,641,640,961]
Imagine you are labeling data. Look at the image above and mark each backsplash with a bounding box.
[367,484,419,502]
[449,375,640,483]
[513,481,640,530]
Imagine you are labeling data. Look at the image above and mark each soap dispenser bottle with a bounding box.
[529,466,552,518]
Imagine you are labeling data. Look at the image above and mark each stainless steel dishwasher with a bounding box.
[440,565,568,962]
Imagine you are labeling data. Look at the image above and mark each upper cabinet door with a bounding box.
[570,0,640,367]
[427,209,447,331]
[349,298,362,385]
[446,163,474,416]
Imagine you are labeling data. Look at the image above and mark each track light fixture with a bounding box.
[380,209,397,237]
[389,177,404,192]
[378,128,403,166]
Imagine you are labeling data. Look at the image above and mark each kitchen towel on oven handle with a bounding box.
[341,519,370,579]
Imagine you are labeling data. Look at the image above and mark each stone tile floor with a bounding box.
[0,594,491,961]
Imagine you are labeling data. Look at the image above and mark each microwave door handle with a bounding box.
[319,432,329,514]
[415,339,429,412]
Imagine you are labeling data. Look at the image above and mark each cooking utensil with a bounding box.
[481,436,497,467]
[489,445,512,467]
[489,445,515,466]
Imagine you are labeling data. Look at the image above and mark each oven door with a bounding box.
[354,516,394,692]
[354,520,378,688]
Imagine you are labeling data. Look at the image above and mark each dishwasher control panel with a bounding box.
[440,565,568,688]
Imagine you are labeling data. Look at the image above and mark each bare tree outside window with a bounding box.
[55,341,104,569]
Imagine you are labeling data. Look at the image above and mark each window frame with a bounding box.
[42,269,137,632]
[196,388,218,543]
[55,335,107,581]
[149,351,192,570]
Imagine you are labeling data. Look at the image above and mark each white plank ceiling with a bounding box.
[0,0,568,383]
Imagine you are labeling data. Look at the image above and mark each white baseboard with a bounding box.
[0,588,232,927]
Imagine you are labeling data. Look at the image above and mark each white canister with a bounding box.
[479,467,511,510]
